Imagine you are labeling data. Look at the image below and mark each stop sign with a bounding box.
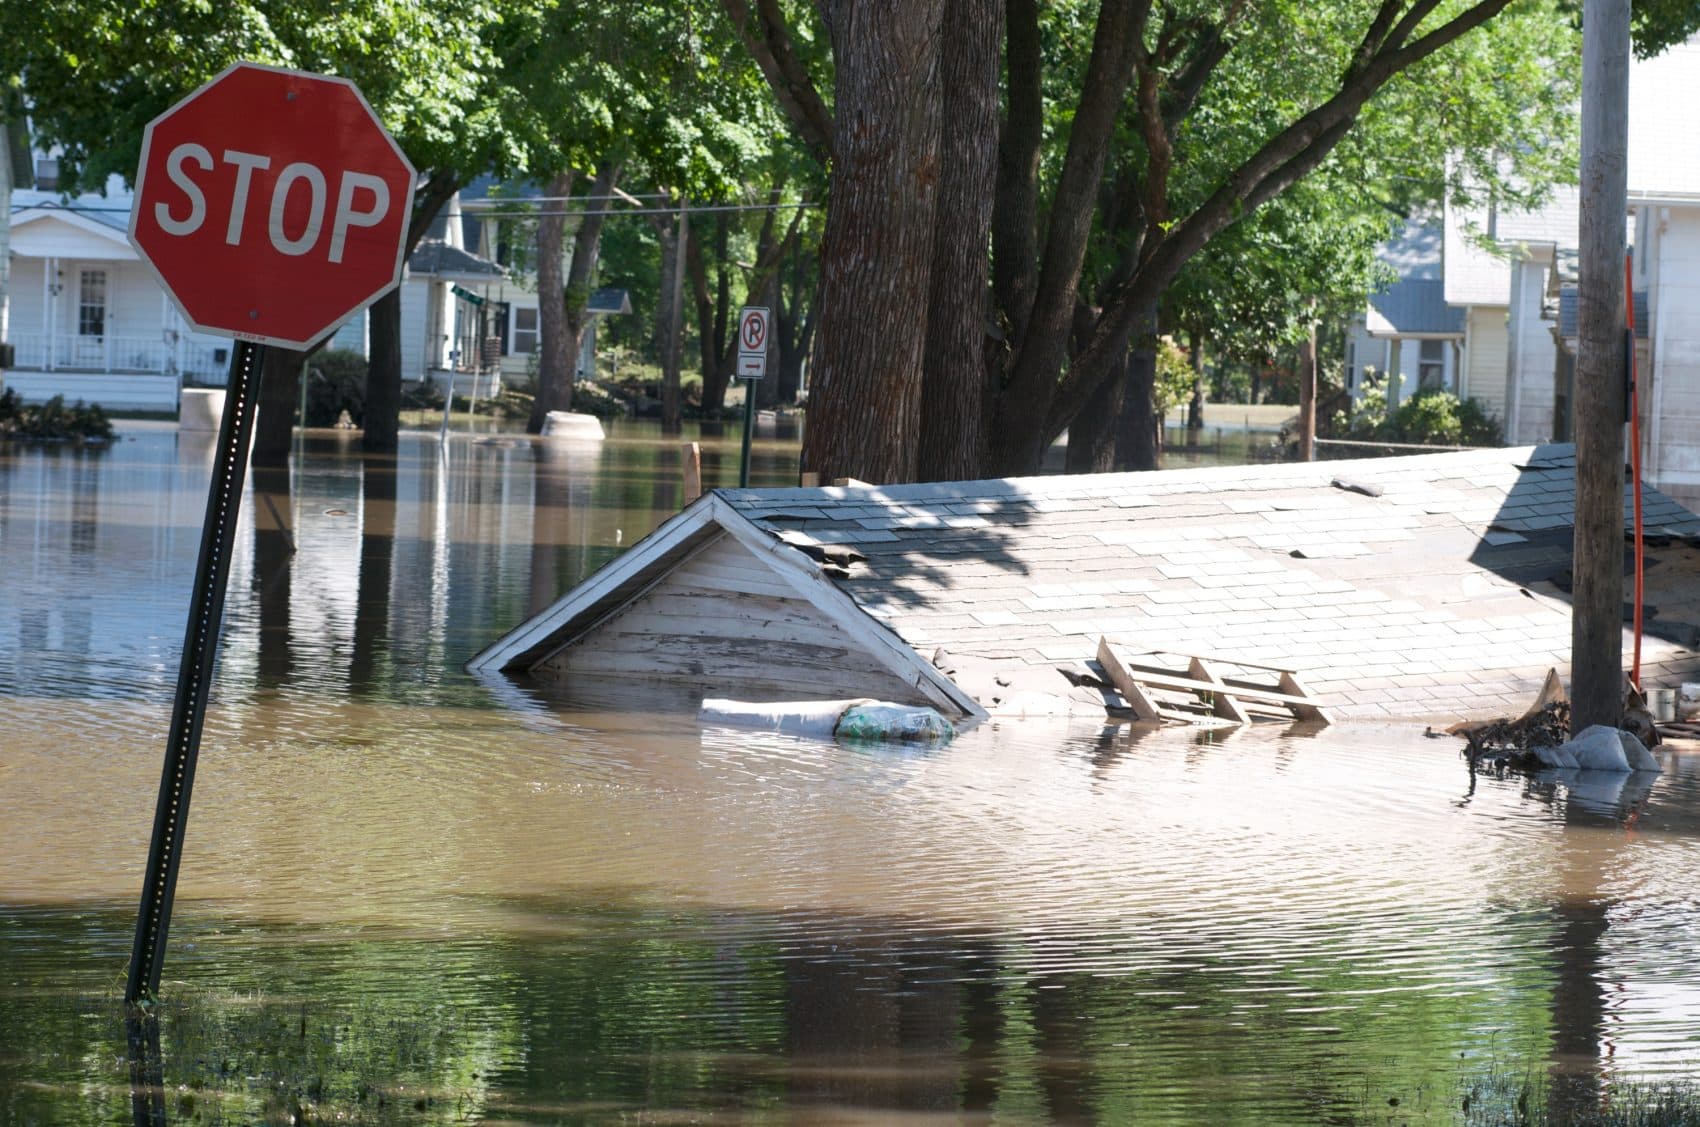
[128,62,417,350]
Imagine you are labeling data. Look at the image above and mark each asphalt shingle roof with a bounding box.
[1365,277,1466,337]
[719,445,1700,722]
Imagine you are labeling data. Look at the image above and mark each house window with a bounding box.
[1345,341,1357,390]
[78,270,107,337]
[512,306,538,354]
[1418,339,1446,390]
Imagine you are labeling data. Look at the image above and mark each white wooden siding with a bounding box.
[1463,306,1509,421]
[1650,207,1700,483]
[1506,257,1559,444]
[2,371,179,410]
[539,533,927,702]
[400,279,429,382]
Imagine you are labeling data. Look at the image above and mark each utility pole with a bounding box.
[1297,315,1317,461]
[1572,0,1631,732]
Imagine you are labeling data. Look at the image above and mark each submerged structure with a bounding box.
[469,445,1700,723]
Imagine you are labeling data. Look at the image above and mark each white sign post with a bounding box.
[735,306,770,486]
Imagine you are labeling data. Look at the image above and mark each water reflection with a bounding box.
[5,422,1700,1123]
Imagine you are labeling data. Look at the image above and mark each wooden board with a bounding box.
[1097,638,1332,727]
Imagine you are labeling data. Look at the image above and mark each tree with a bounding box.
[499,0,791,428]
[6,0,522,457]
[730,0,1582,482]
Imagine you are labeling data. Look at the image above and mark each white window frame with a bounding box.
[511,305,539,355]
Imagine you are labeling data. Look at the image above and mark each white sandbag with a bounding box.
[1616,729,1662,773]
[1561,725,1631,772]
[701,698,869,738]
[1534,743,1579,769]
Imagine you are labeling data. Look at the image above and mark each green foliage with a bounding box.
[1335,386,1502,447]
[303,349,369,427]
[0,391,114,442]
[4,0,519,197]
[1152,338,1195,415]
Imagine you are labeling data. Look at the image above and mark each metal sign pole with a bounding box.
[126,340,266,1004]
[739,378,756,488]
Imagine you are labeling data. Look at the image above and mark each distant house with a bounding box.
[5,185,234,410]
[3,177,513,410]
[455,179,632,388]
[1343,217,1463,413]
[470,445,1700,724]
[1434,35,1700,500]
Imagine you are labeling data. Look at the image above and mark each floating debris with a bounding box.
[1457,700,1571,773]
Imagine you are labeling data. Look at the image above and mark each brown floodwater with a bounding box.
[5,419,1700,1125]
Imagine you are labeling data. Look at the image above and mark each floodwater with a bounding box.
[5,420,1700,1125]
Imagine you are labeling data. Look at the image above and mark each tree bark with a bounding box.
[364,170,460,454]
[562,162,620,405]
[917,0,1001,482]
[362,287,403,454]
[1063,362,1124,473]
[802,0,944,484]
[527,170,576,434]
[984,0,1147,476]
[658,202,688,434]
[1186,331,1205,434]
[990,0,1043,359]
[1572,0,1630,732]
[687,216,724,409]
[252,347,305,467]
[1113,314,1159,471]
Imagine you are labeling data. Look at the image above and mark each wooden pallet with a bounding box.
[1095,637,1332,726]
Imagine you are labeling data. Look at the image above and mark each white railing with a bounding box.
[6,333,228,384]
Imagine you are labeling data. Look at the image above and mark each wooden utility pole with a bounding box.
[1572,0,1631,732]
[1297,318,1317,461]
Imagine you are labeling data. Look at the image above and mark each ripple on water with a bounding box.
[10,429,1700,1121]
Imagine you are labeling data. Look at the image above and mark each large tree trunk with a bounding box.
[1063,365,1124,473]
[1114,323,1160,471]
[1186,331,1205,434]
[362,287,403,454]
[252,346,305,467]
[364,172,460,454]
[983,0,1144,477]
[563,162,620,404]
[657,203,687,434]
[802,0,944,484]
[528,170,576,434]
[917,0,1001,482]
[776,232,816,407]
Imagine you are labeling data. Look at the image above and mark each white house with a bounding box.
[5,184,235,410]
[1436,35,1700,498]
[3,178,516,411]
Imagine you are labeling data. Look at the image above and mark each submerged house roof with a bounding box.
[470,445,1700,724]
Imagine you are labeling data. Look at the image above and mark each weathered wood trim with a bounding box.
[465,498,725,673]
[708,496,989,722]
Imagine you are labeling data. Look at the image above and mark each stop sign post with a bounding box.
[124,64,413,1006]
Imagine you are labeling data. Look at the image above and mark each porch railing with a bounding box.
[6,333,229,384]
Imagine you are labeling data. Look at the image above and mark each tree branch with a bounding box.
[721,0,835,165]
[1160,3,1245,131]
[1047,0,1516,437]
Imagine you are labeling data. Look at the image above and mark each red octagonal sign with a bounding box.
[129,62,416,350]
